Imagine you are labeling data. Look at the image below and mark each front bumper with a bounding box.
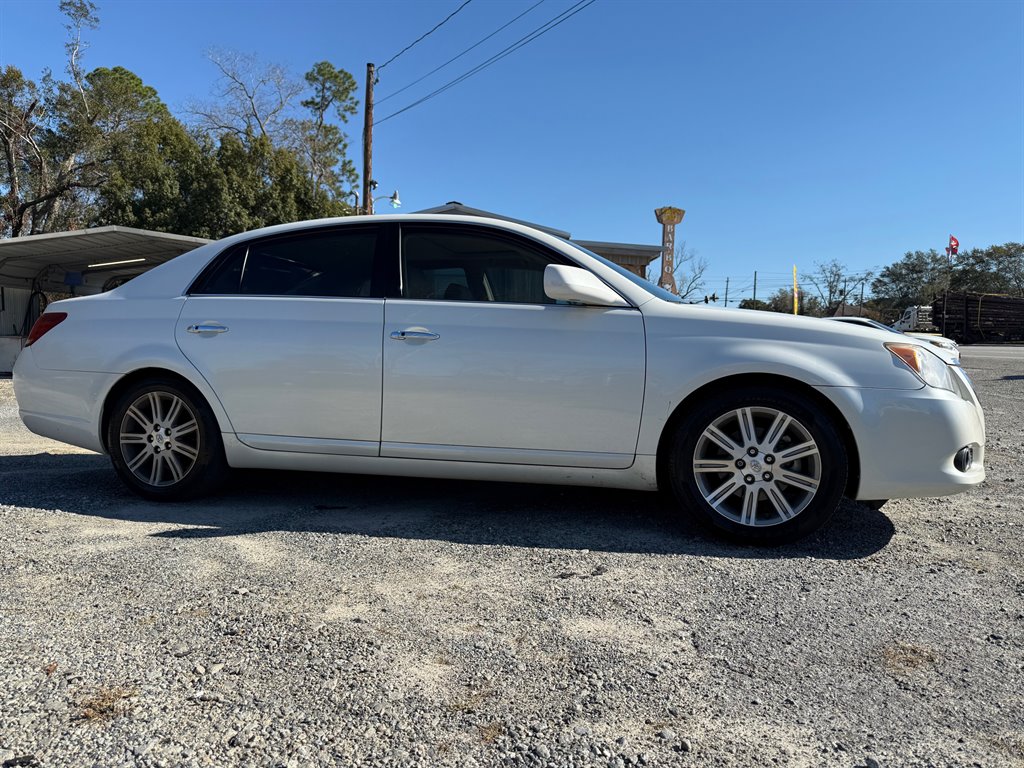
[13,347,117,455]
[820,370,985,501]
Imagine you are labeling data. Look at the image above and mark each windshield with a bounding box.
[833,317,902,334]
[562,240,684,304]
[862,318,902,334]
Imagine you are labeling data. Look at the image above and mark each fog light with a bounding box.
[954,446,974,473]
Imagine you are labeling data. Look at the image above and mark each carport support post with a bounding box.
[362,63,376,216]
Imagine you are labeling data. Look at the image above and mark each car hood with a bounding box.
[639,300,933,390]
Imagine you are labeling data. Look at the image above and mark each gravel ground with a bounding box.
[0,347,1021,768]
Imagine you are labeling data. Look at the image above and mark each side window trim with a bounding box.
[397,222,576,306]
[186,223,384,298]
[237,246,251,288]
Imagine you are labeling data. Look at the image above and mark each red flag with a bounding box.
[949,234,959,255]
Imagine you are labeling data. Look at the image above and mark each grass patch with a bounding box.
[881,642,939,673]
[989,733,1024,759]
[478,721,503,744]
[76,685,137,721]
[446,686,494,714]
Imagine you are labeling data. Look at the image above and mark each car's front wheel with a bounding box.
[666,386,848,544]
[106,377,227,501]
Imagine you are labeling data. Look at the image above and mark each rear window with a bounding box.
[192,228,377,298]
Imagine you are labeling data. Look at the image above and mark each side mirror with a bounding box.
[543,265,629,307]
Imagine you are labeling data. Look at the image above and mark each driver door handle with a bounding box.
[187,323,229,334]
[390,330,440,341]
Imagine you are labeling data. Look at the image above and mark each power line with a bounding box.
[374,0,599,127]
[378,0,548,105]
[377,0,476,73]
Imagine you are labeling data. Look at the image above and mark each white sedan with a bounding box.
[13,216,986,544]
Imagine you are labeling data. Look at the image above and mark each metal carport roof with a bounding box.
[0,227,211,295]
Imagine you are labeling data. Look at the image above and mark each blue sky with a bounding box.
[1,0,1021,303]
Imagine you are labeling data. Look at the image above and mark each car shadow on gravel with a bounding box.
[0,453,894,560]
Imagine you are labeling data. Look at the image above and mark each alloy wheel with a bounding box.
[118,391,201,487]
[692,406,822,527]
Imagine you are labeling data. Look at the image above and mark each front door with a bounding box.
[381,225,646,468]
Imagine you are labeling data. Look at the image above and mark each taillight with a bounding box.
[25,312,68,346]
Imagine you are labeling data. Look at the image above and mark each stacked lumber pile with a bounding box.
[932,293,1024,343]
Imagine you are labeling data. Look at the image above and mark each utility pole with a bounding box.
[752,271,757,305]
[724,277,730,307]
[793,265,798,315]
[361,62,376,215]
[858,281,865,316]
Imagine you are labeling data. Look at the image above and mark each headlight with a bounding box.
[885,342,955,391]
[928,339,957,351]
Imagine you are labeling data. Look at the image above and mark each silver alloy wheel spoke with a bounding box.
[736,408,757,445]
[777,441,819,463]
[706,478,741,508]
[778,469,819,492]
[165,451,185,482]
[164,397,184,426]
[705,425,741,455]
[147,392,163,425]
[693,460,733,473]
[174,443,199,461]
[127,450,149,472]
[691,404,822,528]
[764,412,792,451]
[740,487,758,526]
[765,486,796,520]
[127,405,149,430]
[119,391,200,488]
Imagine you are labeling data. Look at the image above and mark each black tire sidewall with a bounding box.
[667,387,848,545]
[106,377,226,501]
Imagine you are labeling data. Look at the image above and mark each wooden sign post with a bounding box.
[654,206,685,294]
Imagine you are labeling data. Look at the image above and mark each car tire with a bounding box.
[859,499,888,511]
[106,377,227,501]
[666,386,848,545]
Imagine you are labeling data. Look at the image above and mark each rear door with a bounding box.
[176,224,385,456]
[381,224,646,468]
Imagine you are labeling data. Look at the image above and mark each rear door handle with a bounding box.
[187,323,229,334]
[390,329,440,341]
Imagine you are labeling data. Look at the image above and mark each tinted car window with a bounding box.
[401,228,561,304]
[193,229,377,297]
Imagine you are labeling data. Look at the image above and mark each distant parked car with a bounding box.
[826,316,960,362]
[13,216,985,544]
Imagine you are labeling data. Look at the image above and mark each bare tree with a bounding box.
[60,0,99,118]
[648,241,708,301]
[802,259,872,316]
[187,49,303,143]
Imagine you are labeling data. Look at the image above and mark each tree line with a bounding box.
[734,244,1024,320]
[1,0,359,241]
[3,2,1020,320]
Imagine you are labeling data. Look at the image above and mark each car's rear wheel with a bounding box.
[106,377,226,501]
[666,386,847,544]
[859,499,888,511]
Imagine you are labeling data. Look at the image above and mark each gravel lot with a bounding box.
[1,347,1022,768]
